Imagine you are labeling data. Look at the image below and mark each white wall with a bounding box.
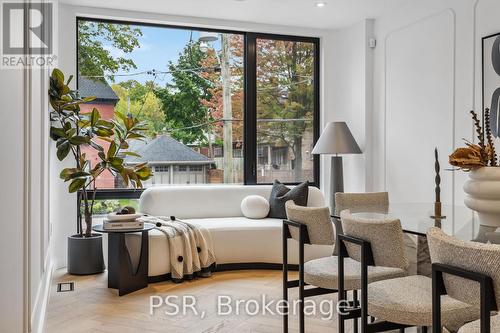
[321,19,374,198]
[0,5,53,333]
[369,0,500,212]
[317,0,500,218]
[29,64,54,333]
[0,67,27,333]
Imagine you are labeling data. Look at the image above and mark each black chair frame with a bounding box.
[283,219,340,333]
[432,263,497,333]
[338,234,414,333]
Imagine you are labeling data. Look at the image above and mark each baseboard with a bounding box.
[214,262,299,271]
[148,262,299,283]
[31,254,54,333]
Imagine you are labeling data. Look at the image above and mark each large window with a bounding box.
[255,37,317,183]
[76,18,319,203]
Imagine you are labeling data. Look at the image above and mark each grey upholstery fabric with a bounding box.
[458,315,500,333]
[333,192,389,255]
[285,201,334,245]
[290,204,407,295]
[268,180,309,219]
[334,192,389,215]
[340,210,409,270]
[368,275,480,331]
[304,256,406,290]
[427,227,500,308]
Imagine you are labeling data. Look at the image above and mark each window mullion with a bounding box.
[244,33,257,185]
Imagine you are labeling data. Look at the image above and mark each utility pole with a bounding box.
[221,34,233,183]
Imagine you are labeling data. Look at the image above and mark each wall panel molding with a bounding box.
[382,8,456,203]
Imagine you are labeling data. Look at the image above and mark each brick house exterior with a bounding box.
[78,77,119,188]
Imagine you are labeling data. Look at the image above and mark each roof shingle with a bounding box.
[78,77,119,102]
[125,135,213,164]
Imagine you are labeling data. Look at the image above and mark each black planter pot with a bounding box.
[67,233,106,275]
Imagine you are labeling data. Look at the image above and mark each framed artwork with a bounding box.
[482,32,500,138]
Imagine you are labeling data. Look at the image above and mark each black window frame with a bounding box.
[76,17,320,203]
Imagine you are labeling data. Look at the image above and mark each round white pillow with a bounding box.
[241,195,270,219]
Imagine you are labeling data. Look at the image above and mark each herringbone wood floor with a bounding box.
[45,268,420,333]
[45,235,423,332]
[45,268,359,333]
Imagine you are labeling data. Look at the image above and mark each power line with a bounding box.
[80,66,223,79]
[164,117,312,132]
[83,68,312,93]
[81,67,312,83]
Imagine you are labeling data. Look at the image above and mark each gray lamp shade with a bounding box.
[311,122,362,155]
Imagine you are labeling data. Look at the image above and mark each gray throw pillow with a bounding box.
[268,180,309,219]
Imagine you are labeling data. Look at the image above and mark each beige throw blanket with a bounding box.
[140,216,216,280]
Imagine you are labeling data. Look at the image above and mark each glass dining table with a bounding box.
[333,202,500,276]
[333,202,498,242]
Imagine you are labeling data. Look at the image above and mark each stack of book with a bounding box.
[103,213,143,230]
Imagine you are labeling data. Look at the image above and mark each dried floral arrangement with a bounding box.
[449,109,498,171]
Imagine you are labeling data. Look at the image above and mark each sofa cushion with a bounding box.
[268,180,309,219]
[139,185,325,219]
[241,195,270,219]
[187,216,282,231]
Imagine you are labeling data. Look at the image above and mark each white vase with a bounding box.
[464,167,500,227]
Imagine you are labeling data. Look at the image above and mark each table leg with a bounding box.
[107,233,121,289]
[107,231,149,296]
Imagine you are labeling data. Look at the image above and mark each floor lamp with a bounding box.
[312,122,362,213]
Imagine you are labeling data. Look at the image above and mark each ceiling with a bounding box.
[59,0,411,30]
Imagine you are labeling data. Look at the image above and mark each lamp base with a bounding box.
[330,155,344,213]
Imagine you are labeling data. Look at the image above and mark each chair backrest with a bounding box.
[335,192,389,215]
[340,210,408,270]
[427,227,500,308]
[333,192,389,255]
[285,201,335,246]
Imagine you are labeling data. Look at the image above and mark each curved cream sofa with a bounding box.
[132,185,334,279]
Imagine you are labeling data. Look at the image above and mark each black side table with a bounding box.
[92,223,155,296]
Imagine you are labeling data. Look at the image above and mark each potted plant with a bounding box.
[449,109,500,228]
[49,68,152,274]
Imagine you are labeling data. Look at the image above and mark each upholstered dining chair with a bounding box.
[283,202,408,333]
[333,192,390,254]
[363,227,482,333]
[338,210,410,332]
[332,193,390,329]
[283,201,336,333]
[427,227,500,333]
[335,191,423,276]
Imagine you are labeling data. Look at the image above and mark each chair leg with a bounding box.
[421,327,428,333]
[298,232,305,333]
[353,290,358,333]
[338,290,346,333]
[399,329,405,333]
[299,282,304,333]
[361,272,369,333]
[283,281,288,333]
[282,225,288,333]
